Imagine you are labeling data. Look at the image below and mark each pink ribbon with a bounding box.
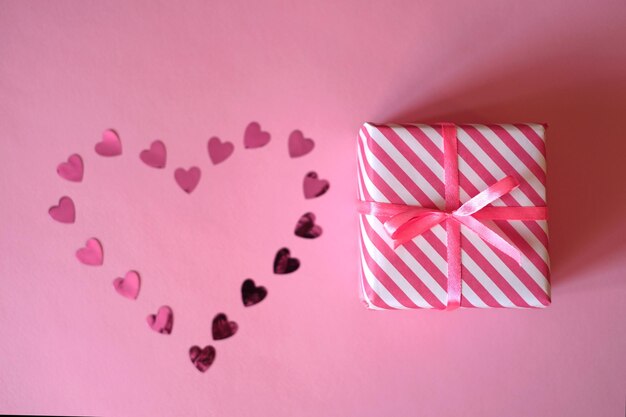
[357,124,547,310]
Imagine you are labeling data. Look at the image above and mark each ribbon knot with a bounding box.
[379,175,525,264]
[357,124,547,310]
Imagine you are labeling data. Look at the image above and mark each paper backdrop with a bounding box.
[1,1,625,416]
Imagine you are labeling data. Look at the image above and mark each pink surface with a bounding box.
[1,1,625,416]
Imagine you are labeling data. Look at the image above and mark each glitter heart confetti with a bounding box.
[51,124,329,372]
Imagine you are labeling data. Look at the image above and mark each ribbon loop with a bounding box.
[454,176,519,217]
[385,210,447,248]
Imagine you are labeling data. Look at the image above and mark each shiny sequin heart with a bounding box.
[294,212,322,239]
[147,306,174,334]
[212,313,238,340]
[241,279,267,307]
[189,345,216,372]
[273,248,300,274]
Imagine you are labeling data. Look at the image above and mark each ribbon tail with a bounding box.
[445,219,462,310]
[473,206,548,221]
[455,215,522,264]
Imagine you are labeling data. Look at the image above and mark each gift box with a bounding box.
[357,123,550,310]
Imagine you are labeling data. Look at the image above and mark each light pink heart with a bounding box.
[243,122,271,149]
[48,196,76,224]
[113,270,141,300]
[174,167,201,193]
[140,140,166,168]
[95,129,122,157]
[75,238,103,266]
[207,137,234,165]
[288,130,315,158]
[56,154,84,182]
[303,171,330,199]
[147,306,173,334]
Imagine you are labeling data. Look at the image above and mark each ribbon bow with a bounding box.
[357,124,547,310]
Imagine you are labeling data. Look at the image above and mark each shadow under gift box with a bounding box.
[356,122,550,310]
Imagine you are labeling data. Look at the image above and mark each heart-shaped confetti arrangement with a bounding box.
[49,121,329,372]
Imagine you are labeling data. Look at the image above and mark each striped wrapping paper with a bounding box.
[357,123,550,309]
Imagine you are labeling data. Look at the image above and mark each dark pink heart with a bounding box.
[212,313,238,340]
[207,137,234,165]
[113,270,141,300]
[140,140,166,168]
[243,122,271,149]
[189,345,216,372]
[241,279,267,307]
[303,171,329,199]
[95,129,122,157]
[147,306,174,334]
[273,247,300,274]
[75,238,103,266]
[294,212,322,239]
[48,196,76,224]
[288,130,315,158]
[56,154,83,182]
[174,167,201,193]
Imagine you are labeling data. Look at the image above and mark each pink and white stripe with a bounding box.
[357,122,551,309]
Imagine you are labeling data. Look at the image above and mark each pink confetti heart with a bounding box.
[273,247,300,274]
[288,130,315,158]
[95,129,122,157]
[303,171,330,199]
[212,313,238,340]
[147,306,173,334]
[243,122,271,149]
[189,345,216,372]
[294,212,322,239]
[75,238,103,266]
[139,140,166,168]
[174,167,201,193]
[241,279,267,307]
[48,196,76,224]
[113,270,141,300]
[56,154,83,182]
[207,137,234,165]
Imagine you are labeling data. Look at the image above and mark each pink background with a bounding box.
[1,1,625,416]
